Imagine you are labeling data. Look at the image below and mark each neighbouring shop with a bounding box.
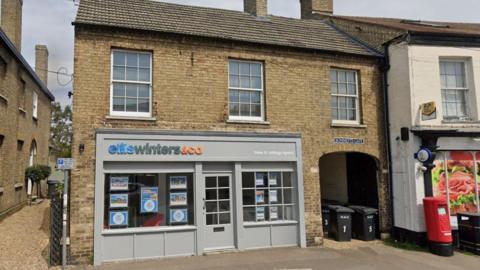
[431,137,480,230]
[93,129,306,264]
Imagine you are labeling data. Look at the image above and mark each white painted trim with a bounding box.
[330,68,361,124]
[228,59,265,121]
[110,50,153,118]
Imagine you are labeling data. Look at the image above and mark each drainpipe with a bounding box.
[381,43,395,237]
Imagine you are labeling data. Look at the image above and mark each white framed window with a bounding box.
[228,60,264,121]
[111,50,152,117]
[440,60,469,120]
[330,69,360,124]
[32,91,38,119]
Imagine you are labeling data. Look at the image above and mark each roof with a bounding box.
[73,0,381,57]
[0,29,55,101]
[336,16,480,37]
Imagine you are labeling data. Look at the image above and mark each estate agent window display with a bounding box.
[242,172,296,223]
[104,173,194,229]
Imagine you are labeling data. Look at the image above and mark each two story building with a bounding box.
[0,0,55,219]
[71,0,389,265]
[321,0,480,245]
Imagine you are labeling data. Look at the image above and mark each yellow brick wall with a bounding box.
[70,26,390,263]
[0,43,52,218]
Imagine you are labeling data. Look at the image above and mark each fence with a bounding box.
[49,195,63,266]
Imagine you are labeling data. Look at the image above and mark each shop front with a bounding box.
[431,137,480,231]
[93,129,306,265]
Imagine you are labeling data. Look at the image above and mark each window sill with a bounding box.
[226,120,270,125]
[243,220,298,227]
[0,187,4,194]
[102,225,196,235]
[18,107,26,115]
[106,115,157,121]
[442,119,477,124]
[331,122,367,129]
[14,183,23,189]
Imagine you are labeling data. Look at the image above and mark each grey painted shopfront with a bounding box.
[93,129,306,265]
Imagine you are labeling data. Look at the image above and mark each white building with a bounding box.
[327,14,480,244]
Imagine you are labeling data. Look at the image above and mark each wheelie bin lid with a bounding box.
[328,205,354,213]
[348,205,378,215]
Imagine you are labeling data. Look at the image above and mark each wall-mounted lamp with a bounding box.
[79,144,85,153]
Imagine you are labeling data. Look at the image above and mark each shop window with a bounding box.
[111,50,152,117]
[432,151,479,217]
[440,60,469,120]
[330,69,360,124]
[242,171,296,223]
[104,173,194,230]
[228,60,264,121]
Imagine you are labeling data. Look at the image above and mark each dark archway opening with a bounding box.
[320,152,380,238]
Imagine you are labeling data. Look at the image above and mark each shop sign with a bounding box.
[421,102,437,121]
[333,137,365,145]
[108,143,203,156]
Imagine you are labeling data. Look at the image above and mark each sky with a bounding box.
[21,0,480,107]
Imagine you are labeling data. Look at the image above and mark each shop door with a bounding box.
[204,175,235,251]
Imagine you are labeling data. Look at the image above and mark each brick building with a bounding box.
[319,0,480,251]
[0,0,55,219]
[71,0,389,265]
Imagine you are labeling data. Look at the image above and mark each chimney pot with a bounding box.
[300,0,333,19]
[244,0,268,17]
[35,45,49,86]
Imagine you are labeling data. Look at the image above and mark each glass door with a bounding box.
[204,175,235,251]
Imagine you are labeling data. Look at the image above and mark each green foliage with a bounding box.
[50,102,72,158]
[25,165,51,183]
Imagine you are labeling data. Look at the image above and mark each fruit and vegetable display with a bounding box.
[432,151,480,215]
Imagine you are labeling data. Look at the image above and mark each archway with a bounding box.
[319,152,380,237]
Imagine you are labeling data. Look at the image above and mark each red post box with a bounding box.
[423,197,453,256]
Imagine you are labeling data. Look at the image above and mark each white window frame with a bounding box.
[110,49,152,118]
[439,59,470,120]
[32,91,38,119]
[228,59,264,122]
[330,69,360,125]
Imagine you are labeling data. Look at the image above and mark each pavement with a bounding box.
[0,200,50,270]
[87,240,479,270]
[1,202,479,270]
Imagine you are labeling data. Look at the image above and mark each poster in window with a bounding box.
[256,207,265,221]
[170,208,188,224]
[431,151,479,220]
[140,187,158,213]
[268,172,279,186]
[270,206,278,220]
[110,194,128,208]
[109,211,128,226]
[269,190,278,203]
[110,176,129,191]
[170,176,187,189]
[255,173,265,186]
[255,190,265,203]
[170,192,187,206]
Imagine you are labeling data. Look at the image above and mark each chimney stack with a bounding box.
[300,0,333,19]
[35,45,49,86]
[0,0,23,50]
[244,0,268,17]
